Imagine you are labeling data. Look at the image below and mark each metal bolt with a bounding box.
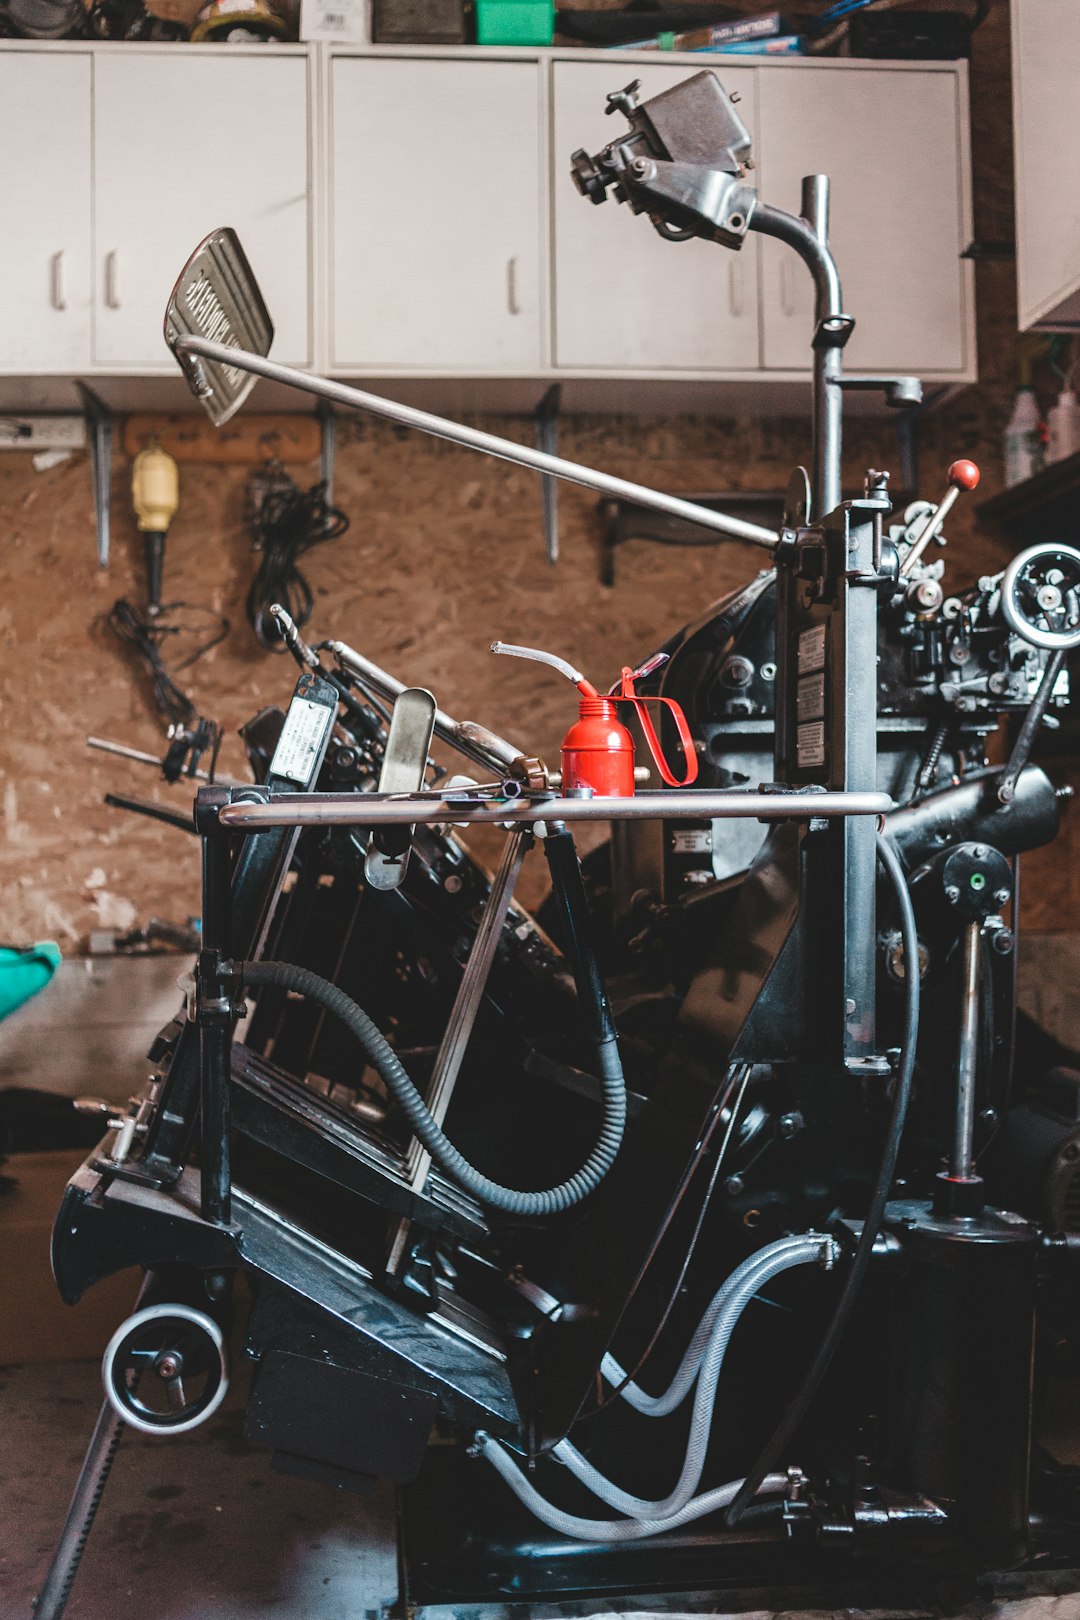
[994,888,1011,907]
[910,579,943,612]
[980,1108,998,1128]
[157,1354,181,1380]
[973,845,987,858]
[631,156,651,177]
[990,927,1015,955]
[721,654,755,689]
[443,874,463,894]
[778,1111,804,1140]
[724,1175,745,1197]
[944,885,960,904]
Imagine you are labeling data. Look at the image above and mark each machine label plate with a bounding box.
[797,671,826,723]
[798,625,826,674]
[270,697,333,786]
[797,720,826,768]
[672,827,712,854]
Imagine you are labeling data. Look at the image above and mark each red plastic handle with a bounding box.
[948,458,980,492]
[617,666,699,787]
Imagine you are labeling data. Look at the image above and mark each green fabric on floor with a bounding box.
[0,942,61,1021]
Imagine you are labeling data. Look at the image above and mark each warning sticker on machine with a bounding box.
[797,721,826,769]
[672,827,713,854]
[797,671,826,723]
[798,624,826,674]
[270,697,331,786]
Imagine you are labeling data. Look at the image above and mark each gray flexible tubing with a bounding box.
[554,1233,834,1519]
[601,1232,829,1418]
[477,1433,790,1542]
[239,959,626,1216]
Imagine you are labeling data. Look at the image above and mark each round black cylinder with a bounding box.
[888,1204,1039,1564]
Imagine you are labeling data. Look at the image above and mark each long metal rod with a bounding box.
[752,181,845,518]
[952,920,982,1181]
[406,827,532,1187]
[328,638,524,778]
[88,735,244,788]
[198,833,233,1226]
[173,336,780,552]
[387,825,534,1277]
[216,788,892,831]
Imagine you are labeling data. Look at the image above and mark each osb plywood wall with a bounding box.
[1,5,1076,946]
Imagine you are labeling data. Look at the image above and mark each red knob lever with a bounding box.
[948,458,981,492]
[900,460,981,577]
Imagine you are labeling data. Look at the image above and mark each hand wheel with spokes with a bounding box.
[1001,543,1080,651]
[101,1303,228,1435]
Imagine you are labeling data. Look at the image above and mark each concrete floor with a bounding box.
[4,1359,1080,1620]
[0,1357,399,1620]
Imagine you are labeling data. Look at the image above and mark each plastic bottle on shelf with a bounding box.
[1004,383,1045,487]
[1046,382,1080,465]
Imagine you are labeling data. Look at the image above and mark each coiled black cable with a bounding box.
[246,478,349,651]
[724,830,920,1525]
[108,598,202,731]
[107,598,226,780]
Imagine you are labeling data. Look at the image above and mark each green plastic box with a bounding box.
[475,0,553,45]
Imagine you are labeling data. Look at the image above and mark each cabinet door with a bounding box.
[552,62,760,372]
[1012,0,1080,329]
[0,53,92,373]
[93,52,311,370]
[757,66,971,376]
[329,58,542,372]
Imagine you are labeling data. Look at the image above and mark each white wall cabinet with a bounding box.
[0,54,93,373]
[93,51,312,369]
[0,44,312,376]
[551,62,760,372]
[0,43,975,402]
[755,65,972,376]
[1011,0,1080,331]
[329,57,541,372]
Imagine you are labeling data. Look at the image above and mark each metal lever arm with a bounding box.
[328,635,525,779]
[172,335,779,553]
[899,460,981,578]
[997,647,1067,805]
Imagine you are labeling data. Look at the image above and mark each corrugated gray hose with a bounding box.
[238,959,626,1216]
[477,1231,833,1534]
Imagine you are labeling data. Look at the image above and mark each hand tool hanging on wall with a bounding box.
[130,441,179,616]
[105,431,228,779]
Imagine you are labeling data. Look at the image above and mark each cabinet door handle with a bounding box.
[780,258,795,317]
[50,250,66,312]
[728,259,744,318]
[506,257,521,317]
[105,250,121,310]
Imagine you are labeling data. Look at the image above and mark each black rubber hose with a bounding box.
[542,826,623,1084]
[724,830,920,1525]
[238,956,626,1216]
